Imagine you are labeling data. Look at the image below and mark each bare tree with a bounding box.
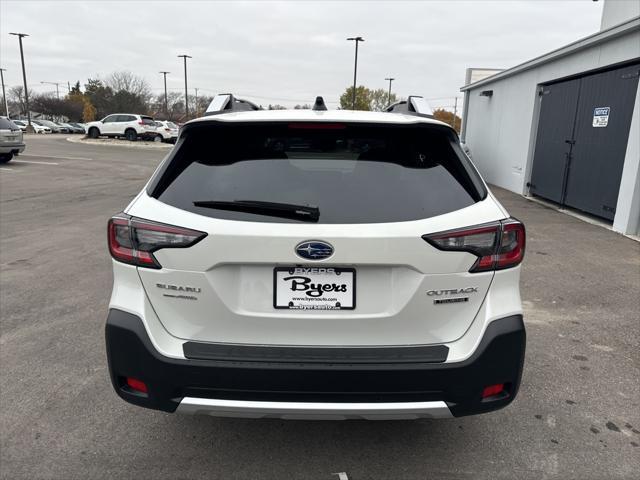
[105,71,151,99]
[8,86,32,116]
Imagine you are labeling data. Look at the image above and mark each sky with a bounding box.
[1,0,604,110]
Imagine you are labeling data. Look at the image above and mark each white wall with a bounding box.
[463,28,640,197]
[601,0,640,30]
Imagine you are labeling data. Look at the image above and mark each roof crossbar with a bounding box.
[204,94,261,116]
[385,95,434,118]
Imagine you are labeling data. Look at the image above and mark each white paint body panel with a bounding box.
[109,112,522,365]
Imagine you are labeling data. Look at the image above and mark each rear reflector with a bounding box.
[482,383,505,399]
[108,214,206,269]
[125,377,148,394]
[423,218,525,273]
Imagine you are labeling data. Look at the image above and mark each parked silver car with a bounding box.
[0,117,25,163]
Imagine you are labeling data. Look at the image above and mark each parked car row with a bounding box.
[9,114,179,144]
[85,114,178,143]
[12,119,87,134]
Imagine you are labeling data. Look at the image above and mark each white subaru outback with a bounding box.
[106,95,526,420]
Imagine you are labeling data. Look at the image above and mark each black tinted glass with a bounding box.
[0,118,17,130]
[152,123,485,224]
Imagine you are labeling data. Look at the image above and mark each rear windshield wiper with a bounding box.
[193,200,320,222]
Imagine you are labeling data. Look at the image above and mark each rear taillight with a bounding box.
[423,218,525,273]
[108,214,206,269]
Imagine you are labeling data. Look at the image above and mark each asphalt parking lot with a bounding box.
[1,135,639,480]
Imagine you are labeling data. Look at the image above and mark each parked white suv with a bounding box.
[86,114,157,141]
[106,95,526,420]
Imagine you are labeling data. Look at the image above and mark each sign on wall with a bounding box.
[593,107,610,127]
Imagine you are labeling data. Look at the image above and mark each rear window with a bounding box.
[150,122,486,224]
[0,118,18,130]
[141,117,155,125]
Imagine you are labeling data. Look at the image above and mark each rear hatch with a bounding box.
[0,117,23,144]
[127,120,506,346]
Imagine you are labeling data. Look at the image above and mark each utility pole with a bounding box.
[177,55,191,119]
[346,37,364,110]
[9,32,33,132]
[67,81,71,93]
[384,77,395,106]
[194,88,198,117]
[0,68,8,116]
[41,81,60,99]
[159,71,170,117]
[452,97,459,131]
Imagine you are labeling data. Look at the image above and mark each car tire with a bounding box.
[88,127,100,139]
[153,134,163,143]
[0,153,13,164]
[125,129,137,142]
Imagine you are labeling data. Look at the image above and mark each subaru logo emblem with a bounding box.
[295,241,334,260]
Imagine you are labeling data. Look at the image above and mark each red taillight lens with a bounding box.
[423,218,525,273]
[125,377,148,394]
[108,214,206,269]
[495,220,526,270]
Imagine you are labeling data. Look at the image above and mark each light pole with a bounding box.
[41,81,60,99]
[177,55,191,119]
[9,32,33,132]
[346,36,364,110]
[384,77,395,106]
[159,71,170,117]
[0,68,8,116]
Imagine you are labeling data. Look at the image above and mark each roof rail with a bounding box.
[385,96,434,118]
[204,94,261,116]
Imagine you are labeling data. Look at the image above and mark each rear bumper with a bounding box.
[0,143,25,154]
[105,309,525,419]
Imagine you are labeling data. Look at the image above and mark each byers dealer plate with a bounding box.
[273,267,356,310]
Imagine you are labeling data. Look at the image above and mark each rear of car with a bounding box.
[0,117,25,163]
[154,120,179,143]
[106,111,525,419]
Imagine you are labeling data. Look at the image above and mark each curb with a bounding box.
[66,136,173,150]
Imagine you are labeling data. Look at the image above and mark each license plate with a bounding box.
[274,267,356,310]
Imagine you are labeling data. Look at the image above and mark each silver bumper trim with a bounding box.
[176,397,453,420]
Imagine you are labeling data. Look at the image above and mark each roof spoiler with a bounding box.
[385,96,434,118]
[204,94,261,116]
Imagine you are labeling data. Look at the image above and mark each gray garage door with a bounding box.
[530,62,639,221]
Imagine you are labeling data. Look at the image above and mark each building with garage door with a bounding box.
[460,0,640,236]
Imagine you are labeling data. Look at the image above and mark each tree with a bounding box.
[294,104,311,109]
[339,86,372,111]
[84,78,113,119]
[369,88,398,112]
[70,81,82,95]
[432,108,462,133]
[268,104,287,110]
[105,71,151,103]
[8,86,33,116]
[82,99,97,122]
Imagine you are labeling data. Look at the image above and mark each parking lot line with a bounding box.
[12,160,60,166]
[20,154,93,161]
[0,167,16,172]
